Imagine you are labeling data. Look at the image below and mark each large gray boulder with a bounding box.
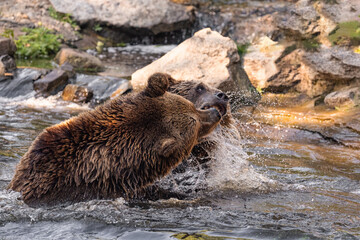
[131,28,260,107]
[276,0,321,40]
[244,44,360,97]
[243,36,286,90]
[50,0,194,35]
[276,0,360,45]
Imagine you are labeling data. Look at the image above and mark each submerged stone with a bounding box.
[62,84,93,103]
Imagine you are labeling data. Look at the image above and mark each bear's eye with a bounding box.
[196,85,205,93]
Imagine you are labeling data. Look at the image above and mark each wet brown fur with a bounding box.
[139,79,236,201]
[8,73,221,206]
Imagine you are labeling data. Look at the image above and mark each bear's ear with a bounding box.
[143,73,173,98]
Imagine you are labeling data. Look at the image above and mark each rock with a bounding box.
[0,55,16,81]
[131,28,260,107]
[0,0,80,44]
[54,48,104,72]
[324,87,360,109]
[244,44,360,97]
[265,49,305,94]
[62,84,93,103]
[303,47,360,79]
[276,0,321,40]
[243,37,286,89]
[49,0,194,35]
[0,37,17,56]
[318,0,360,23]
[275,0,360,46]
[74,74,130,106]
[0,62,4,76]
[34,69,69,96]
[0,55,16,73]
[111,81,132,99]
[59,62,76,78]
[234,15,277,45]
[0,68,44,98]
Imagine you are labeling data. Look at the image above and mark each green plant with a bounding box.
[116,42,127,47]
[48,6,79,30]
[301,38,320,51]
[15,27,62,58]
[1,29,14,39]
[237,43,250,58]
[93,24,103,32]
[256,86,263,95]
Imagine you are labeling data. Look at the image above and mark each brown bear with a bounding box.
[8,73,222,206]
[139,79,237,200]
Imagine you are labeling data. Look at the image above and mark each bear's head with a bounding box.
[167,79,231,127]
[142,73,222,141]
[167,80,229,116]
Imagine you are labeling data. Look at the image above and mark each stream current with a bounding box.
[0,46,359,240]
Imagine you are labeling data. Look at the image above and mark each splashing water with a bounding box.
[154,118,284,198]
[205,120,282,194]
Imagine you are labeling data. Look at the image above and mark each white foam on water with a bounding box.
[3,94,90,112]
[351,189,360,195]
[0,92,35,104]
[107,44,177,55]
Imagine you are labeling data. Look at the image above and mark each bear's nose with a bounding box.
[215,92,229,101]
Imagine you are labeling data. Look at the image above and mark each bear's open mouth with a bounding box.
[201,104,227,116]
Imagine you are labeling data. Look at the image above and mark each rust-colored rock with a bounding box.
[62,84,93,103]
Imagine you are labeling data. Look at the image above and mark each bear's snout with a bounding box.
[208,107,221,122]
[197,108,221,138]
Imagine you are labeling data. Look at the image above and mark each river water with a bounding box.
[0,45,359,239]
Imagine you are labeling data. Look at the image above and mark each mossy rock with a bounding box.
[328,21,360,46]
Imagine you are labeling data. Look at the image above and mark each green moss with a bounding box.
[48,6,79,30]
[16,58,54,69]
[237,43,250,58]
[301,38,320,51]
[0,151,16,158]
[328,21,360,46]
[0,29,14,39]
[15,27,62,59]
[116,42,127,47]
